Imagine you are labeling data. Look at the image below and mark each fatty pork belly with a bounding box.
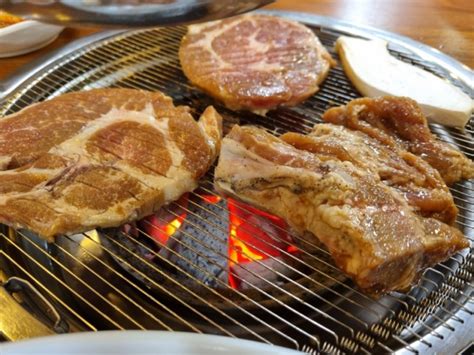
[214,125,468,295]
[322,96,474,185]
[0,89,222,241]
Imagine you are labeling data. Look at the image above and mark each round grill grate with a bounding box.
[0,11,472,354]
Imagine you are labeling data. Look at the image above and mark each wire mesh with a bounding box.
[0,19,473,354]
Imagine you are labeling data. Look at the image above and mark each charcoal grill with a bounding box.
[0,10,472,354]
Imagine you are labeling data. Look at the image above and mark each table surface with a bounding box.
[0,0,472,82]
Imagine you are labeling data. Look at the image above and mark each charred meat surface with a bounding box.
[179,14,335,112]
[0,89,222,241]
[281,124,458,225]
[322,96,474,185]
[214,125,468,295]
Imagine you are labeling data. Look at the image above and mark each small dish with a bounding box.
[0,20,64,58]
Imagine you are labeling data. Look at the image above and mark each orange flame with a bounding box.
[141,194,299,291]
[229,225,264,264]
[143,213,186,246]
[143,193,219,246]
[202,195,221,204]
[227,198,299,289]
[164,218,183,237]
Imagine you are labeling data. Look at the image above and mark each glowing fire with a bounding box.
[165,218,183,237]
[140,194,189,245]
[229,226,264,263]
[227,198,299,289]
[142,213,186,246]
[201,195,221,204]
[140,193,218,246]
[140,193,299,290]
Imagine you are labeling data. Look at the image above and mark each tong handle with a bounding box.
[3,276,69,334]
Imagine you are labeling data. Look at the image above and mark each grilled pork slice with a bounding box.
[214,125,468,295]
[0,89,222,241]
[0,88,193,170]
[322,96,474,185]
[179,14,335,112]
[281,124,458,225]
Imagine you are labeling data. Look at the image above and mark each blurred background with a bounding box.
[0,0,472,79]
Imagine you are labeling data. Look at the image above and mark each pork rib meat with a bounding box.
[214,125,468,295]
[281,124,458,225]
[0,89,222,241]
[322,96,474,185]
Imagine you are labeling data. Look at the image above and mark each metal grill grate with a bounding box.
[0,12,473,354]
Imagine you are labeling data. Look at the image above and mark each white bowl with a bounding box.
[0,20,64,58]
[0,330,302,354]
